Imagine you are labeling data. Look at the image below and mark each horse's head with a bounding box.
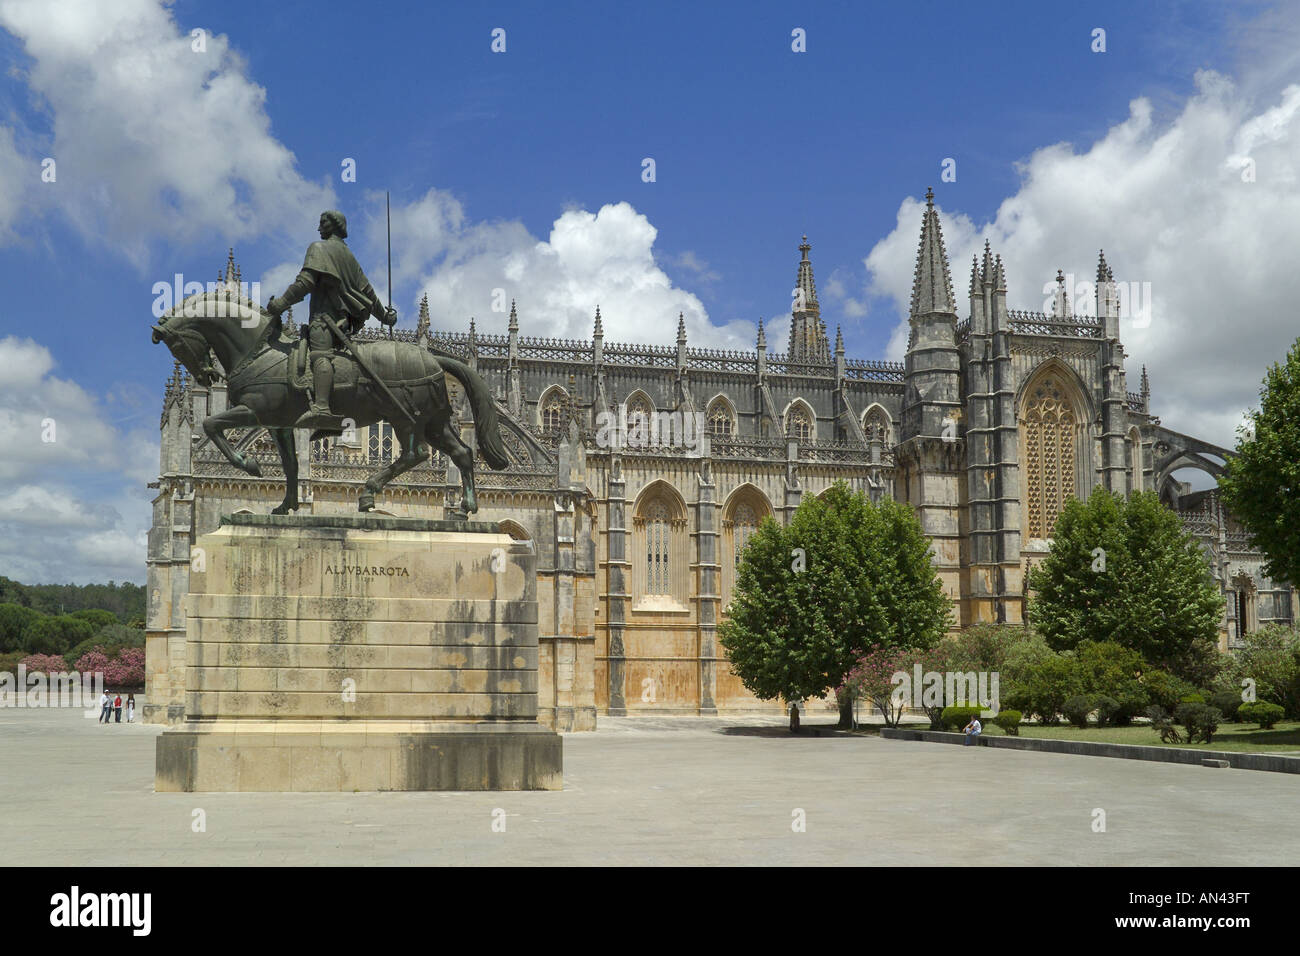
[152,288,269,386]
[152,312,220,386]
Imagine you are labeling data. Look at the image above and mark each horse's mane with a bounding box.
[162,289,268,329]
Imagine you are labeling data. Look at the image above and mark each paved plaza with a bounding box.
[3,704,1298,865]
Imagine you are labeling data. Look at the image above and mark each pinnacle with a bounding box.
[909,192,956,318]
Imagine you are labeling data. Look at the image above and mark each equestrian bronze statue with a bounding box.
[151,212,509,517]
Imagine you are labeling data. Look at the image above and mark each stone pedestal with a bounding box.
[155,513,562,791]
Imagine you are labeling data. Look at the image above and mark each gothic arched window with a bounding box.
[645,500,672,595]
[786,403,814,441]
[863,406,891,463]
[632,483,689,608]
[721,489,772,605]
[1020,377,1079,539]
[540,388,566,435]
[707,398,735,438]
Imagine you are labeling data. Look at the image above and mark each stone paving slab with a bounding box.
[1,707,1297,865]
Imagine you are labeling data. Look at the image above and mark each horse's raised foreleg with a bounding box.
[358,427,430,512]
[269,427,299,514]
[202,405,265,477]
[433,420,477,519]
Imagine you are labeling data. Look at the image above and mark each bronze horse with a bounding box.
[151,289,508,517]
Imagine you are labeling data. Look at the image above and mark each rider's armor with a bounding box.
[268,233,390,430]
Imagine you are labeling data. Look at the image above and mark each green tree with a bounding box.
[21,614,94,655]
[720,482,951,730]
[1228,624,1300,718]
[0,603,40,653]
[71,609,118,632]
[1027,488,1223,683]
[1220,338,1300,589]
[1068,641,1151,725]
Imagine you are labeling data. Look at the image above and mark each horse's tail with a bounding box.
[437,355,510,470]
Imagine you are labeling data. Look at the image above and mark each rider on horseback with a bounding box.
[266,210,397,430]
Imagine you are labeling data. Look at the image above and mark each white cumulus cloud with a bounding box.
[860,70,1300,451]
[0,0,333,262]
[0,337,155,583]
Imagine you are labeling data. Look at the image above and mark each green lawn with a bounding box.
[980,719,1300,753]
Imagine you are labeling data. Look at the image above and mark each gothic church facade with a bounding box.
[144,192,1297,728]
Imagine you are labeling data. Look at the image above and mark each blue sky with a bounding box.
[1,0,1298,583]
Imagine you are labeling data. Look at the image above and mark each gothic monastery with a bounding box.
[144,191,1297,728]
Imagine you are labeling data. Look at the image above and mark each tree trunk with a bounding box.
[837,692,854,729]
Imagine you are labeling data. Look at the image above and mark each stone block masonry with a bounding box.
[155,513,562,791]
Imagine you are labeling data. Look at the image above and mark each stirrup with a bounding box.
[294,405,344,430]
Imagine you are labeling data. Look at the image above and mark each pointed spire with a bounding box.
[224,247,235,285]
[993,254,1006,290]
[981,239,995,286]
[416,293,430,338]
[969,255,980,297]
[909,187,956,318]
[790,236,826,361]
[796,234,818,308]
[676,311,686,343]
[834,325,844,354]
[756,316,766,348]
[508,298,518,332]
[1097,249,1110,284]
[1052,269,1071,317]
[593,305,603,338]
[1140,364,1150,395]
[468,316,477,342]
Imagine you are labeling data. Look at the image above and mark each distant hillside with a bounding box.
[0,576,145,623]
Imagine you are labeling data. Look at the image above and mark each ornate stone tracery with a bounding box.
[1021,376,1078,539]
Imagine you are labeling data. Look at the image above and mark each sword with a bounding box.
[317,310,418,429]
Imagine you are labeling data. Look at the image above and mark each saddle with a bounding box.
[288,329,312,392]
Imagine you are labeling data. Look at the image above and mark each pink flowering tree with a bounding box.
[18,653,70,675]
[104,648,145,688]
[842,645,914,728]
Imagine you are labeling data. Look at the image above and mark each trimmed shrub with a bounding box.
[1062,695,1092,729]
[1003,653,1078,725]
[1093,695,1121,727]
[1142,670,1198,712]
[1174,702,1221,744]
[1209,690,1243,723]
[993,710,1022,736]
[1239,701,1284,729]
[940,705,985,731]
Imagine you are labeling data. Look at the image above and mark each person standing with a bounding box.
[99,692,111,724]
[113,693,123,723]
[126,694,135,723]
